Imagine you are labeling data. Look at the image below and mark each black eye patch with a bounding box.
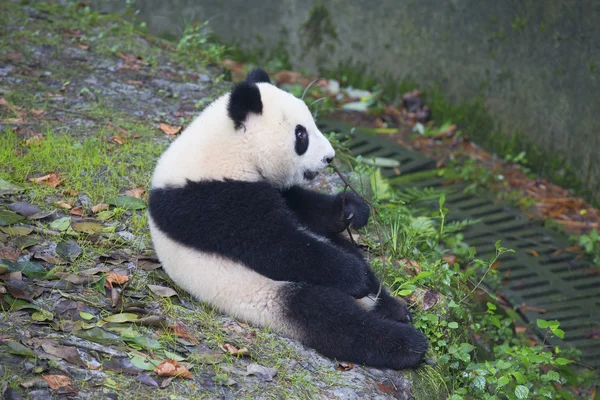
[295,125,309,156]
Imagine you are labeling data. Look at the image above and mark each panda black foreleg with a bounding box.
[283,282,428,370]
[330,234,414,323]
[281,186,369,236]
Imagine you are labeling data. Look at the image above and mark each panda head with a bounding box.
[227,68,335,188]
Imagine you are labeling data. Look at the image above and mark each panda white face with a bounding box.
[243,82,335,188]
[151,68,335,189]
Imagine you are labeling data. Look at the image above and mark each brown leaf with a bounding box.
[526,249,539,257]
[138,259,161,270]
[442,254,457,265]
[165,323,197,343]
[30,108,45,116]
[335,362,355,371]
[70,207,84,217]
[24,134,44,146]
[153,360,192,379]
[147,284,178,298]
[515,326,527,335]
[553,245,584,255]
[110,134,127,145]
[30,173,64,188]
[219,343,249,357]
[158,123,182,136]
[62,188,77,197]
[584,328,600,339]
[422,289,440,311]
[105,272,129,289]
[54,200,72,210]
[117,52,148,71]
[61,28,82,38]
[41,342,85,366]
[400,258,422,274]
[42,374,73,390]
[125,188,145,199]
[5,279,37,301]
[520,303,547,314]
[0,244,21,261]
[91,203,109,214]
[583,268,600,275]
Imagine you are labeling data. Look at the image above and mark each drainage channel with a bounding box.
[319,118,600,367]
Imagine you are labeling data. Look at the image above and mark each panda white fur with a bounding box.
[148,68,428,370]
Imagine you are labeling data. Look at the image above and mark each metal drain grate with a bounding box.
[319,119,434,175]
[318,118,600,367]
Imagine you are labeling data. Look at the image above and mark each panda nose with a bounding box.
[323,156,334,164]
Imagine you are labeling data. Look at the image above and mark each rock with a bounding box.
[0,66,14,77]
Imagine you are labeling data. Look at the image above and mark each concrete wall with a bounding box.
[101,0,600,202]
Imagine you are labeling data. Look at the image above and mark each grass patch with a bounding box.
[0,128,165,204]
[325,156,595,399]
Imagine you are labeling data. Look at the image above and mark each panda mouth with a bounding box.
[303,170,318,181]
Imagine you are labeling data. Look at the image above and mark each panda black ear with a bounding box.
[245,68,271,84]
[227,81,263,130]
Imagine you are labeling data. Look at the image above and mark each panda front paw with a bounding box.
[375,292,413,323]
[336,191,370,230]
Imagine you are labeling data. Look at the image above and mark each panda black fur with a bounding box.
[148,68,428,370]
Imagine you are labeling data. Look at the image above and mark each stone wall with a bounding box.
[101,0,600,203]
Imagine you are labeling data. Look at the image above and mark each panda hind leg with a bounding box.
[329,234,414,324]
[282,283,428,370]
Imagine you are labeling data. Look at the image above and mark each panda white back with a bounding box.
[148,68,428,370]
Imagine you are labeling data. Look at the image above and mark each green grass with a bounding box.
[0,128,165,204]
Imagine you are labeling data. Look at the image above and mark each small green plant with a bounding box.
[572,228,600,265]
[175,21,229,66]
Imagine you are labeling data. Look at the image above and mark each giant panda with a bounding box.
[148,68,428,370]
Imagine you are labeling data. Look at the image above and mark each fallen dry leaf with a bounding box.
[110,134,127,145]
[24,134,44,146]
[158,123,182,136]
[105,272,129,289]
[584,328,600,339]
[422,289,440,311]
[0,244,21,261]
[42,374,73,390]
[165,323,197,344]
[30,108,45,116]
[520,303,547,314]
[526,249,539,257]
[553,245,584,254]
[154,360,192,379]
[70,207,84,217]
[62,188,77,197]
[117,52,148,71]
[442,254,457,265]
[147,284,178,298]
[91,203,109,213]
[515,326,527,335]
[219,343,249,357]
[30,173,64,188]
[335,362,355,371]
[125,188,145,199]
[54,200,73,210]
